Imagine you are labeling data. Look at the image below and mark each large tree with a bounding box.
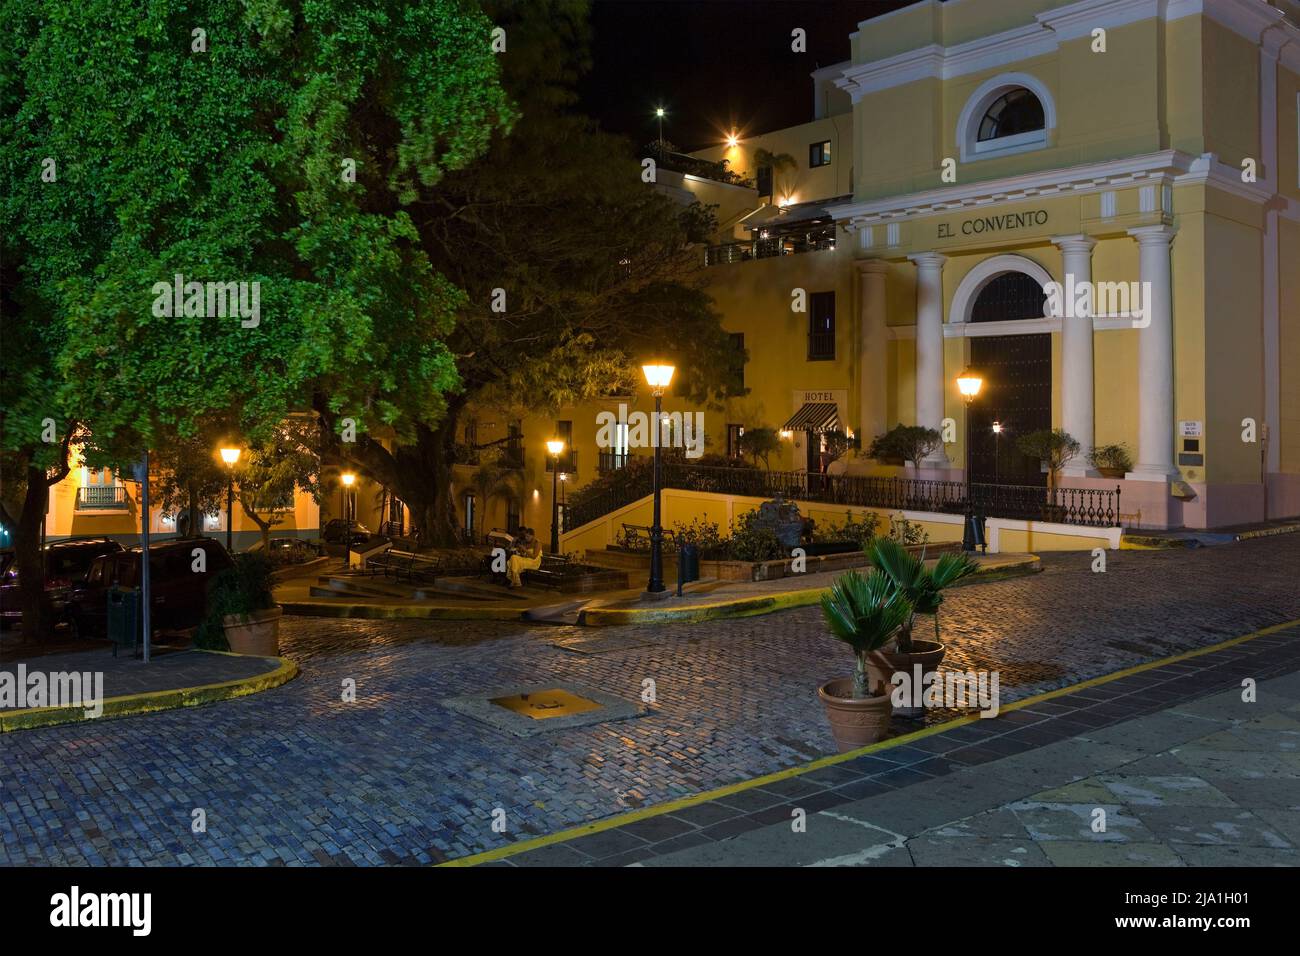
[324,0,743,544]
[1,0,510,636]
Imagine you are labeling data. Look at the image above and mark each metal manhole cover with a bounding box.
[490,688,602,719]
[441,682,644,737]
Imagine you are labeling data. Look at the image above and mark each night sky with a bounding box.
[579,0,911,151]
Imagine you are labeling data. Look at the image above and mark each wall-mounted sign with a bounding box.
[1178,420,1203,438]
[938,208,1049,240]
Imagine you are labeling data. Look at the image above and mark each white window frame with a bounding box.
[958,73,1056,164]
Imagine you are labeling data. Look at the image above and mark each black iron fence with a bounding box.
[563,462,1120,533]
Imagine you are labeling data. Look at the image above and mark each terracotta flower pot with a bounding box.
[866,640,946,719]
[1096,466,1126,479]
[222,606,282,657]
[817,677,894,753]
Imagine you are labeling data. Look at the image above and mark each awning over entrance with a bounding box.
[782,402,840,433]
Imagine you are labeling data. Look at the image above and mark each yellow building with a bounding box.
[464,0,1300,554]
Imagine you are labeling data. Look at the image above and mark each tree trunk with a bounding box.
[13,465,53,642]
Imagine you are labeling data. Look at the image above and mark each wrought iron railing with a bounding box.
[76,486,129,510]
[563,462,1120,532]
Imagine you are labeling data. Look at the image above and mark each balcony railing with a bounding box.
[76,485,129,510]
[564,463,1121,533]
[807,330,836,361]
[598,451,630,473]
[704,224,837,267]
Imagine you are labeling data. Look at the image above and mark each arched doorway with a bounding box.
[965,272,1051,487]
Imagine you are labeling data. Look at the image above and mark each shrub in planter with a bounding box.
[867,424,943,469]
[868,538,979,718]
[812,510,880,549]
[817,569,911,751]
[1016,428,1080,489]
[724,510,785,562]
[1088,442,1132,478]
[198,551,282,656]
[672,517,726,555]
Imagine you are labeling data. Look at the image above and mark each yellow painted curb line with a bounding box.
[0,650,299,733]
[440,616,1300,867]
[578,556,1041,627]
[281,602,524,622]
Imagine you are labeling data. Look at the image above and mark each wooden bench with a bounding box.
[620,524,677,551]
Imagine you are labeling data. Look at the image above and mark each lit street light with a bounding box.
[219,445,241,552]
[956,368,985,552]
[642,362,676,593]
[546,438,565,555]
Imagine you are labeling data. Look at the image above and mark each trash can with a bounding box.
[107,586,141,658]
[679,543,700,584]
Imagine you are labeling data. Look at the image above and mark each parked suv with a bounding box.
[65,537,233,639]
[0,537,124,627]
[321,519,379,548]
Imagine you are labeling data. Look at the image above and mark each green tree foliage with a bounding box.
[867,424,944,469]
[737,427,782,470]
[1016,428,1080,489]
[1,0,510,634]
[326,0,740,545]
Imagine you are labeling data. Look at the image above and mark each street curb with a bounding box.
[280,602,525,622]
[0,650,298,733]
[439,616,1300,867]
[576,555,1042,627]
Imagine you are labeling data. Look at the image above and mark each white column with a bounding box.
[908,251,947,465]
[856,259,889,446]
[1126,225,1179,482]
[1053,234,1097,476]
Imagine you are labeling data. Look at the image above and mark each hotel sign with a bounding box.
[937,208,1050,240]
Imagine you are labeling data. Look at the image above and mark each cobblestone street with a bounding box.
[2,537,1298,865]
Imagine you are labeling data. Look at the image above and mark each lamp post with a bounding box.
[991,420,1003,484]
[219,445,241,552]
[546,438,564,555]
[642,362,676,593]
[655,107,665,148]
[340,471,356,564]
[956,368,984,552]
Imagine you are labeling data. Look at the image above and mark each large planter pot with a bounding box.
[817,677,894,753]
[1096,466,1126,479]
[222,606,282,656]
[865,640,946,719]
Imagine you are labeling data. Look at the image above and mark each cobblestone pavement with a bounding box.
[1,538,1297,865]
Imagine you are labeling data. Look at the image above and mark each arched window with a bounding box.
[977,89,1045,143]
[958,74,1055,162]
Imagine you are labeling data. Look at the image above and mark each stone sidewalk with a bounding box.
[0,648,293,731]
[492,621,1300,866]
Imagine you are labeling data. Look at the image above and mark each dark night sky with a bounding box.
[578,0,912,151]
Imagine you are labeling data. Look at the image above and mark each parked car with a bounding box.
[321,519,378,548]
[0,537,124,627]
[65,537,234,640]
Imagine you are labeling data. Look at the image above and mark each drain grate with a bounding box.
[490,689,602,720]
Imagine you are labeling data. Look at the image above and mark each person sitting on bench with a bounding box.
[507,526,543,588]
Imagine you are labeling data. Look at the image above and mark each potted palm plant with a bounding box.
[213,551,282,656]
[868,538,979,717]
[1088,443,1132,479]
[817,569,911,752]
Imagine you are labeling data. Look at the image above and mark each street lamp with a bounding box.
[642,362,676,593]
[992,420,1003,484]
[219,445,241,551]
[655,106,666,147]
[956,368,984,552]
[339,471,357,563]
[546,438,565,555]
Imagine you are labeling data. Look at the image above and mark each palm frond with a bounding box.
[819,569,911,653]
